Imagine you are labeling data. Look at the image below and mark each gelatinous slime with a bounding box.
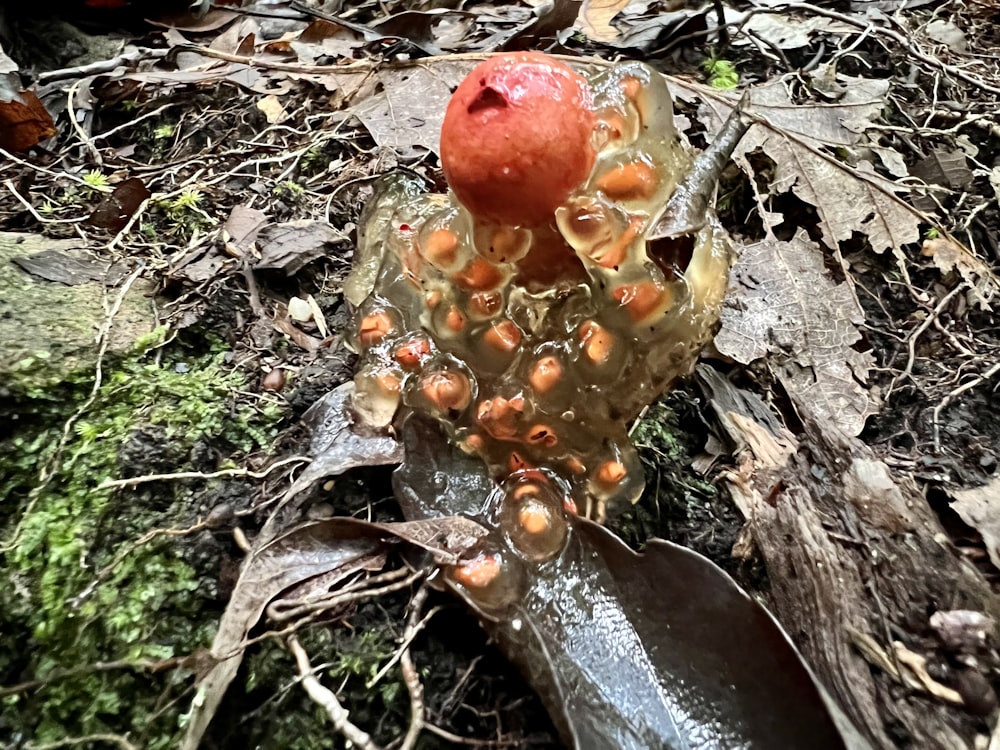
[345,58,732,596]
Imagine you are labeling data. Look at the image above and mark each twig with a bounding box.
[885,282,968,400]
[399,585,430,750]
[36,48,169,83]
[287,635,382,750]
[96,455,309,490]
[3,179,87,224]
[266,567,421,623]
[26,734,138,750]
[1,655,189,699]
[932,360,1000,451]
[67,78,103,166]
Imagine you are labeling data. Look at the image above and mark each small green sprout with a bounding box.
[154,124,175,139]
[702,58,739,90]
[82,170,110,192]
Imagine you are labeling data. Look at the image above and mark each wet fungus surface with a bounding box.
[345,54,732,612]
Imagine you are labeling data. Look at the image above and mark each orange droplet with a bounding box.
[621,75,642,100]
[445,305,466,332]
[612,280,670,322]
[483,319,521,353]
[454,257,505,292]
[484,225,528,263]
[421,371,472,412]
[579,320,614,365]
[477,396,523,440]
[593,216,641,270]
[529,355,562,394]
[394,337,430,369]
[422,228,459,268]
[425,290,442,310]
[565,456,586,475]
[453,554,501,588]
[563,496,579,514]
[468,290,503,319]
[596,460,627,486]
[518,503,551,535]
[596,161,658,201]
[358,311,393,346]
[374,370,401,394]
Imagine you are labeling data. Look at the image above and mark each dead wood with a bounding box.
[700,365,1000,749]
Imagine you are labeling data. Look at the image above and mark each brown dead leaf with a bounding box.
[673,76,920,257]
[222,205,268,258]
[0,88,57,151]
[715,232,879,436]
[949,477,1000,571]
[86,177,151,232]
[576,0,630,42]
[921,237,998,307]
[345,61,471,155]
[254,220,346,275]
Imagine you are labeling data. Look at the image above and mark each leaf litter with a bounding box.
[3,0,1000,748]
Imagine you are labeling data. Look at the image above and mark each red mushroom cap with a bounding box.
[440,53,596,228]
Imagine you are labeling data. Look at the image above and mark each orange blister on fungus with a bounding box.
[483,319,522,353]
[445,305,466,333]
[477,396,523,440]
[529,355,563,394]
[394,337,431,369]
[440,52,596,227]
[612,280,671,322]
[358,310,394,346]
[596,161,659,201]
[421,371,472,412]
[579,320,614,365]
[518,503,551,535]
[421,227,459,268]
[453,554,501,588]
[454,257,504,292]
[468,291,503,319]
[595,460,627,487]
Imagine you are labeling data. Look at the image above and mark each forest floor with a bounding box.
[1,1,999,748]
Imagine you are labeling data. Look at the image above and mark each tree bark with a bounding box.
[698,365,1000,749]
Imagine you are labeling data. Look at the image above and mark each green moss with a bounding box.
[0,336,284,747]
[612,393,723,551]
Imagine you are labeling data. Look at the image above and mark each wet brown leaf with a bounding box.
[715,232,879,436]
[950,477,1000,571]
[86,177,151,231]
[222,205,268,258]
[346,61,471,155]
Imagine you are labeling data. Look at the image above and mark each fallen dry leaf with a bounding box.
[222,204,268,258]
[673,75,921,258]
[715,231,879,436]
[921,237,998,307]
[254,219,346,275]
[949,477,1000,570]
[576,0,630,42]
[0,88,58,151]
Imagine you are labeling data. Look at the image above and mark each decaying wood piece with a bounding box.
[697,365,1000,750]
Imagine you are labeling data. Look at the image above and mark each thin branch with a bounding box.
[288,635,382,750]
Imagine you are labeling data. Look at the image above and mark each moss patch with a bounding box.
[0,334,283,747]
